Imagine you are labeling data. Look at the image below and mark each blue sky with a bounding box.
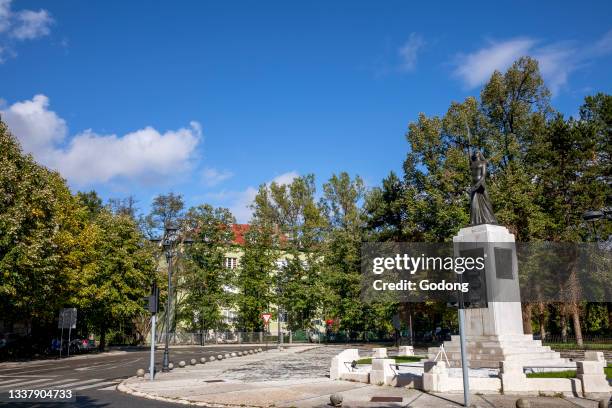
[1,1,611,222]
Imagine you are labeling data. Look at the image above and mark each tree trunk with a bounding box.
[522,303,533,334]
[98,322,107,351]
[571,303,583,347]
[537,302,546,341]
[560,305,568,343]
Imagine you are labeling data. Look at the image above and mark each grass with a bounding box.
[546,342,612,351]
[526,365,612,379]
[355,356,424,365]
[527,370,576,379]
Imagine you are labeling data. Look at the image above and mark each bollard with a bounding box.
[217,354,223,360]
[258,348,263,352]
[178,360,186,368]
[190,358,196,365]
[238,351,243,356]
[330,393,343,407]
[136,368,145,378]
[168,362,174,370]
[224,353,230,359]
[516,399,530,408]
[231,352,237,357]
[209,356,216,362]
[200,357,207,364]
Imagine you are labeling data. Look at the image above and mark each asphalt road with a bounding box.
[0,344,268,408]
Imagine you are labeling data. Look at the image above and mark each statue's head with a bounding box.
[470,150,486,183]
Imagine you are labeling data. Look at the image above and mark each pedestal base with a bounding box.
[427,334,573,368]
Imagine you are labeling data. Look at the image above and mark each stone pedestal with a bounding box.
[428,224,572,369]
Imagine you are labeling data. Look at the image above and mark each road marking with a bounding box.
[98,384,119,391]
[37,378,79,387]
[72,380,120,390]
[0,377,40,386]
[42,378,102,389]
[0,378,51,389]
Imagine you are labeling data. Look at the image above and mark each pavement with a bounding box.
[0,344,267,407]
[119,345,608,408]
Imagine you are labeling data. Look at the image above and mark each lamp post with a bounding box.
[583,208,611,244]
[161,225,179,372]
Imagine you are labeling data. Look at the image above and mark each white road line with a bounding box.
[72,380,120,391]
[43,378,102,389]
[36,378,78,387]
[0,378,38,386]
[0,374,58,378]
[0,378,51,389]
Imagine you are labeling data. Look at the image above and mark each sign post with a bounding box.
[58,308,77,358]
[148,283,159,381]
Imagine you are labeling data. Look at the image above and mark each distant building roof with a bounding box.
[231,224,251,245]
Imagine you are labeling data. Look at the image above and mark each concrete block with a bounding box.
[398,345,414,356]
[372,347,387,358]
[584,351,606,363]
[329,349,360,380]
[577,361,611,399]
[370,358,395,385]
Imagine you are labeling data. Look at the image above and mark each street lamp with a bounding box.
[152,224,193,372]
[583,208,611,243]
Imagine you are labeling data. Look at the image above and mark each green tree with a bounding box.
[0,119,82,331]
[235,223,277,331]
[73,210,156,349]
[181,204,235,333]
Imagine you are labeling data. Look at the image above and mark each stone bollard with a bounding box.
[190,358,197,365]
[217,354,223,360]
[168,362,174,370]
[330,349,360,380]
[178,360,186,368]
[330,393,343,407]
[231,352,237,357]
[224,353,230,359]
[238,351,243,356]
[371,347,387,358]
[516,398,531,408]
[422,361,449,392]
[248,350,253,354]
[500,361,529,394]
[209,356,216,362]
[577,360,610,399]
[398,345,414,356]
[370,358,395,386]
[136,368,145,378]
[200,357,207,364]
[258,348,262,352]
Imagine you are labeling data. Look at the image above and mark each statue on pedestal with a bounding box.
[469,150,497,226]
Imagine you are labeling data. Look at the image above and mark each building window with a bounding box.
[224,257,239,269]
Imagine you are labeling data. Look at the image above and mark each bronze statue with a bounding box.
[469,150,498,225]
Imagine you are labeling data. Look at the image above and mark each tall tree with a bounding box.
[181,205,235,332]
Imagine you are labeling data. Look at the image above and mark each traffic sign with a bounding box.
[261,313,272,324]
[58,308,77,329]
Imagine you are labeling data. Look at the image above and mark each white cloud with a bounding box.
[271,171,299,186]
[453,31,612,94]
[454,38,534,88]
[201,167,233,187]
[0,0,11,33]
[398,33,425,72]
[207,171,299,223]
[2,94,201,186]
[1,94,67,159]
[11,9,53,40]
[0,0,53,62]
